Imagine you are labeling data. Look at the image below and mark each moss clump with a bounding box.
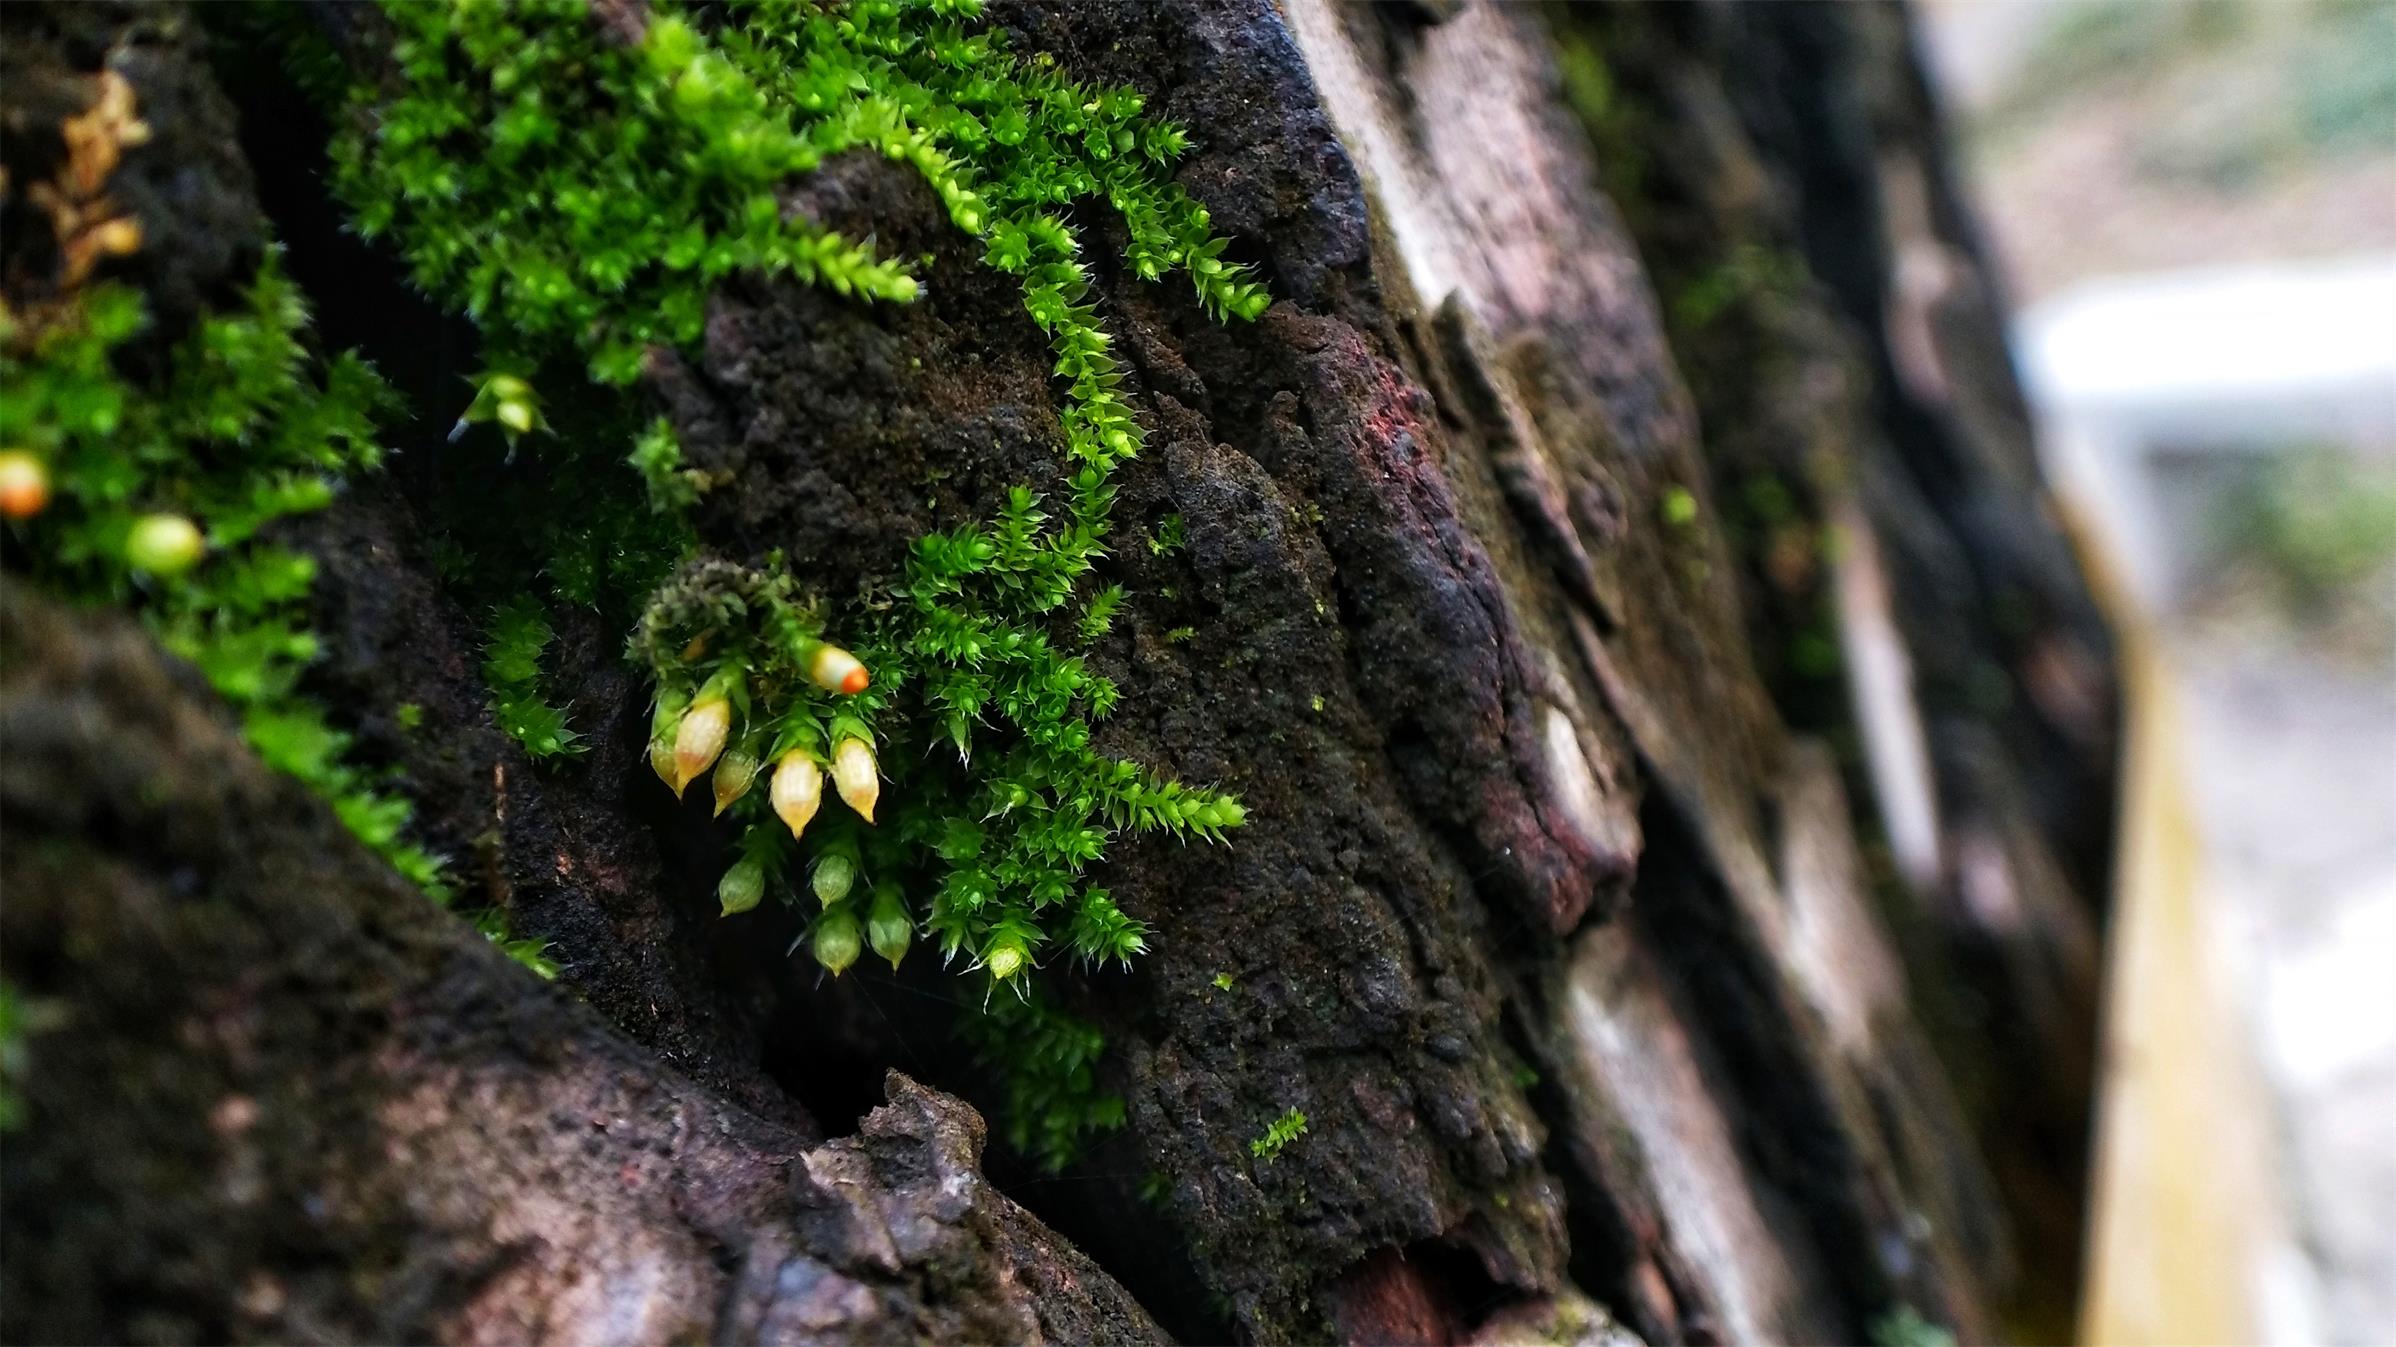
[332,0,916,387]
[483,595,584,761]
[1249,1105,1307,1163]
[297,0,1272,1162]
[958,984,1124,1173]
[0,261,554,977]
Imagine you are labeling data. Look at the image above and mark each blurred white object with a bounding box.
[2021,254,2396,608]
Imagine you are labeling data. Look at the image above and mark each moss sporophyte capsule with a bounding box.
[868,887,912,969]
[711,748,760,816]
[125,513,205,576]
[813,909,862,976]
[771,751,823,840]
[647,689,691,789]
[831,737,879,822]
[717,854,765,916]
[0,451,50,520]
[810,851,856,906]
[805,641,870,695]
[463,372,544,439]
[671,696,731,795]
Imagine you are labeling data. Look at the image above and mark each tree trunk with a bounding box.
[0,3,2114,1345]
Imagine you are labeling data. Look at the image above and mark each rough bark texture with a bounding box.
[0,584,1166,1347]
[1,2,2114,1344]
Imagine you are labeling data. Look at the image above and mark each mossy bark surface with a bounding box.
[1,2,2113,1343]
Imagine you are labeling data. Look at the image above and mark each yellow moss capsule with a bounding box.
[671,696,731,796]
[648,737,678,790]
[831,737,879,823]
[770,751,822,841]
[986,938,1027,981]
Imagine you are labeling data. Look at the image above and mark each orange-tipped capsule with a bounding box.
[831,737,879,823]
[711,748,760,817]
[671,696,731,796]
[0,451,50,520]
[807,643,869,695]
[770,751,822,841]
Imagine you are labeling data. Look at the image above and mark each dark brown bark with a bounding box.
[1,2,2115,1344]
[0,582,1164,1347]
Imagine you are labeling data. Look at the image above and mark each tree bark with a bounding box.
[0,3,2114,1345]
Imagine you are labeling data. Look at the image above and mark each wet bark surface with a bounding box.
[1,2,2115,1343]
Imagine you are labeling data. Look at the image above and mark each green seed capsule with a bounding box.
[867,888,911,970]
[810,851,855,906]
[717,855,765,916]
[712,749,760,817]
[813,910,861,976]
[125,513,205,576]
[985,937,1027,981]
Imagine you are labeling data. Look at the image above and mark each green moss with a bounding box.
[1148,512,1186,555]
[0,262,554,978]
[286,0,1274,1164]
[958,983,1124,1172]
[1869,1304,1958,1347]
[1552,29,1645,199]
[483,595,585,760]
[1249,1105,1307,1163]
[1659,484,1699,527]
[1670,243,1803,333]
[627,416,705,515]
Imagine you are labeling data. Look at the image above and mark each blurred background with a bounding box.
[1917,3,2395,1344]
